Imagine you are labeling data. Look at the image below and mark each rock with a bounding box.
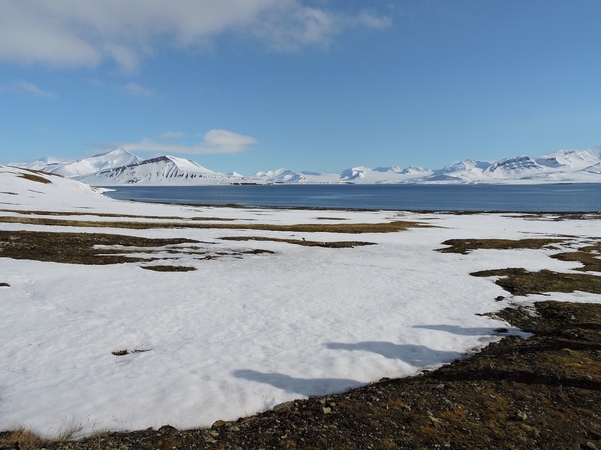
[427,412,440,423]
[212,420,227,428]
[322,407,332,414]
[273,401,295,412]
[158,425,177,435]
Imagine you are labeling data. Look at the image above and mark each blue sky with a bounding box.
[1,0,600,175]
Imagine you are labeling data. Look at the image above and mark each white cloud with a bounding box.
[124,82,155,96]
[158,131,186,139]
[0,80,56,98]
[0,1,392,71]
[106,129,257,155]
[357,9,393,30]
[202,129,258,152]
[250,6,341,51]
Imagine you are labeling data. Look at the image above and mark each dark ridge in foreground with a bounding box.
[3,300,600,450]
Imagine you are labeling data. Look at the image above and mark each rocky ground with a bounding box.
[2,300,600,450]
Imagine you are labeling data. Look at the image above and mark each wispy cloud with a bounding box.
[0,1,392,71]
[158,131,186,139]
[0,80,57,98]
[357,9,393,30]
[101,129,257,155]
[124,82,155,96]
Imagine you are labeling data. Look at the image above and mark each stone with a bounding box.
[273,401,295,412]
[212,420,227,429]
[158,425,177,435]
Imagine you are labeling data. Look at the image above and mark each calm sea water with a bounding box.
[101,183,601,212]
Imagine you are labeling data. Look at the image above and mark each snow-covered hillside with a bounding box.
[10,146,601,185]
[14,148,142,177]
[76,155,252,186]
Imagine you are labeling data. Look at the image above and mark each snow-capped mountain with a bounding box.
[254,168,308,183]
[9,146,601,185]
[76,155,255,186]
[16,148,142,177]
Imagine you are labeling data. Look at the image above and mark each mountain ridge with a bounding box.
[10,146,601,186]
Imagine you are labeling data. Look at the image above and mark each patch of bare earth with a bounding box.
[0,215,425,233]
[220,236,375,248]
[0,229,199,265]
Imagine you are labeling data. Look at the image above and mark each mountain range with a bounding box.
[11,146,601,186]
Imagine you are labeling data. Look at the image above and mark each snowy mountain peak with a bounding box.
[400,166,431,175]
[12,147,142,177]
[340,166,371,180]
[254,168,306,183]
[441,159,491,173]
[373,166,403,173]
[75,154,251,186]
[484,155,542,175]
[537,147,601,170]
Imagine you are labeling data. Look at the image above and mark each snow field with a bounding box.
[1,165,600,437]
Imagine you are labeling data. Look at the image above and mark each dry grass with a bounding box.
[140,265,198,272]
[0,429,46,450]
[0,208,236,221]
[438,238,565,254]
[18,173,52,184]
[442,236,601,296]
[0,216,425,233]
[471,267,601,296]
[220,236,376,248]
[0,229,281,268]
[552,241,601,272]
[0,229,199,265]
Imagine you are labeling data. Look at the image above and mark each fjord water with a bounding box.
[102,183,601,212]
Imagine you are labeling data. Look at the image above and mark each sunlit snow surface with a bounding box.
[1,165,600,437]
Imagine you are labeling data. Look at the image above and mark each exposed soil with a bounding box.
[0,216,425,233]
[438,238,566,255]
[472,267,601,296]
[439,237,601,297]
[0,229,199,265]
[220,236,375,248]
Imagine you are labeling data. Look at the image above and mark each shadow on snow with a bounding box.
[232,369,362,397]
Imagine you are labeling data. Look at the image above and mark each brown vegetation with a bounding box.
[0,216,425,233]
[220,236,376,248]
[18,173,52,184]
